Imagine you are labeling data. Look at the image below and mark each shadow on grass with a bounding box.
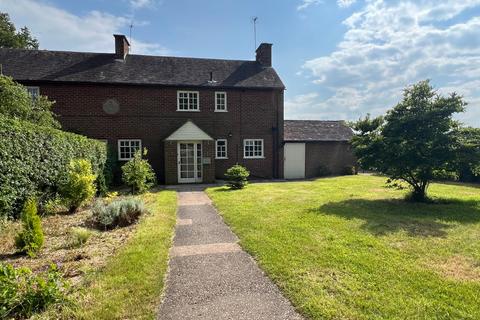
[212,187,238,192]
[312,198,480,238]
[433,180,480,189]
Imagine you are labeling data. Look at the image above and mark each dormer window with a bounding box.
[177,91,199,111]
[27,86,40,99]
[215,92,227,112]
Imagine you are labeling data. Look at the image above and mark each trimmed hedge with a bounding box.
[0,116,107,219]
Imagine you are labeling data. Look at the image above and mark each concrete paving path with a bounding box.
[158,186,302,320]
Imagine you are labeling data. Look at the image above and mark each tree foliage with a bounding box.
[351,80,466,201]
[453,127,480,182]
[0,12,38,49]
[0,75,60,128]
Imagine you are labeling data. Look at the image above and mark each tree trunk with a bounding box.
[410,181,429,202]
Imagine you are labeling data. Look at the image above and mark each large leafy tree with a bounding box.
[0,12,38,49]
[0,75,60,128]
[351,80,466,201]
[453,127,480,182]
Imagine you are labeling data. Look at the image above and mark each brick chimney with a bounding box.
[255,43,272,67]
[114,34,130,60]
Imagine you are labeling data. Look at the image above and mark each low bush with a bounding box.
[0,115,107,219]
[433,169,459,181]
[92,197,145,229]
[15,198,44,257]
[225,165,250,189]
[60,159,97,213]
[341,165,357,176]
[0,263,70,319]
[39,195,64,216]
[67,227,92,248]
[121,149,156,194]
[104,191,119,204]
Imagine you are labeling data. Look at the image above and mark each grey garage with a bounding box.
[283,120,356,179]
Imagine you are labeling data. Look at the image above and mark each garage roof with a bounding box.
[284,120,353,142]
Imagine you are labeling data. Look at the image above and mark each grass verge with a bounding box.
[207,175,480,319]
[74,189,177,319]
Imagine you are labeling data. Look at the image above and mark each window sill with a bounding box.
[215,157,229,160]
[214,110,228,113]
[176,109,200,112]
[244,157,265,159]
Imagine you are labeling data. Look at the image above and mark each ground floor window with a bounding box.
[215,139,228,159]
[244,139,264,159]
[26,86,40,99]
[118,139,141,160]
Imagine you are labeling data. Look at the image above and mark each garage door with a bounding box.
[284,143,305,179]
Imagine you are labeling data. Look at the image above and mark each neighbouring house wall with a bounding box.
[26,82,283,183]
[305,141,356,178]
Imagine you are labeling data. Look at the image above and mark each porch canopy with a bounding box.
[165,120,213,141]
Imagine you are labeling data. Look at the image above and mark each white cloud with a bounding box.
[297,0,356,10]
[285,92,319,110]
[295,0,480,127]
[337,0,356,8]
[297,0,324,11]
[129,0,154,9]
[2,0,169,56]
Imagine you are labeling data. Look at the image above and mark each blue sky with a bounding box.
[2,0,480,126]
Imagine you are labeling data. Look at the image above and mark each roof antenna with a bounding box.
[129,21,134,53]
[252,17,258,52]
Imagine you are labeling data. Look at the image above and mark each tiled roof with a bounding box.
[284,120,353,142]
[0,48,284,89]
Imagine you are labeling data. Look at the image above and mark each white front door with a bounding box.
[284,143,306,179]
[178,142,203,183]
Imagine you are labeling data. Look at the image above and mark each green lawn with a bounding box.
[76,189,177,320]
[207,175,480,319]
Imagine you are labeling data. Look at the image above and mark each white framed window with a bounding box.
[177,91,199,111]
[215,92,227,112]
[215,139,228,159]
[27,86,40,99]
[117,139,142,160]
[244,139,264,159]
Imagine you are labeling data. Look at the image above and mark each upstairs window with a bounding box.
[215,92,227,112]
[118,139,141,160]
[244,139,264,159]
[27,86,40,99]
[177,91,199,111]
[215,139,228,159]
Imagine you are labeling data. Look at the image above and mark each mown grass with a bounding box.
[74,189,177,320]
[207,175,480,319]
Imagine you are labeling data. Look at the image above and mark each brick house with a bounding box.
[0,35,285,184]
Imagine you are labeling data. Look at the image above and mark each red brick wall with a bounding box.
[305,142,356,178]
[29,82,284,183]
[164,141,177,184]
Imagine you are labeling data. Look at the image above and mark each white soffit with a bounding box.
[165,120,213,141]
